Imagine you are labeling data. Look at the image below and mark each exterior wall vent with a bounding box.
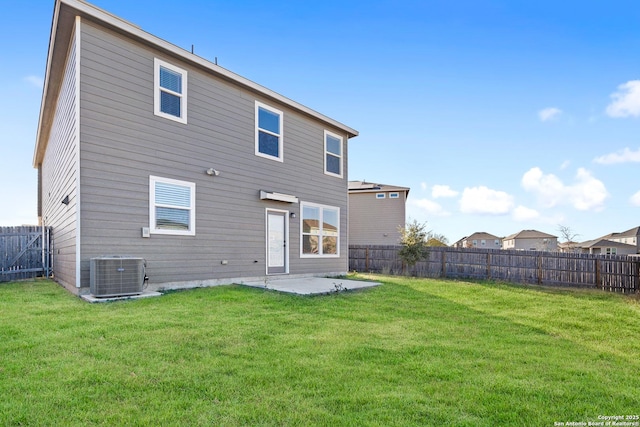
[90,257,145,297]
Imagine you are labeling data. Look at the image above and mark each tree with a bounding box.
[426,232,449,247]
[558,225,580,252]
[398,220,430,275]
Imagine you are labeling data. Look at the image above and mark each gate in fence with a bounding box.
[1,226,52,282]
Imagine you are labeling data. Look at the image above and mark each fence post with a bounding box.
[595,259,601,289]
[537,254,542,285]
[487,252,491,280]
[365,247,369,272]
[441,249,447,278]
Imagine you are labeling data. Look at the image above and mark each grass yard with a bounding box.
[1,275,639,426]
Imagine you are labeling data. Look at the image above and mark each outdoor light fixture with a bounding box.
[206,168,220,176]
[290,212,296,219]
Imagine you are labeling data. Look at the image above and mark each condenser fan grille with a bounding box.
[90,257,145,297]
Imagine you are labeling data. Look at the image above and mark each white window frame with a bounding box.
[389,192,399,199]
[154,58,187,124]
[376,193,385,199]
[300,202,340,258]
[324,130,343,178]
[255,101,284,162]
[149,175,196,236]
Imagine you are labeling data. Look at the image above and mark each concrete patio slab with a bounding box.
[239,277,381,295]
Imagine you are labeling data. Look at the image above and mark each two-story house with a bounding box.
[452,232,502,249]
[502,230,558,251]
[573,239,636,255]
[572,226,640,255]
[599,226,640,253]
[348,181,409,245]
[34,0,358,295]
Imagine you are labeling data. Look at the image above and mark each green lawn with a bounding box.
[1,276,639,426]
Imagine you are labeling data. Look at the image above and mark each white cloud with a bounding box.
[521,167,565,208]
[431,184,459,199]
[560,160,571,170]
[24,75,43,89]
[512,205,540,222]
[420,182,428,191]
[630,191,640,207]
[521,167,608,211]
[538,107,562,122]
[593,147,640,165]
[571,168,608,210]
[606,80,640,118]
[459,186,514,215]
[410,198,450,217]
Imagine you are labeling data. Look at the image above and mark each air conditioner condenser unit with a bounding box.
[90,256,146,297]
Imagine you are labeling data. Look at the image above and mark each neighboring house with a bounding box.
[573,239,637,256]
[558,241,581,253]
[33,0,358,295]
[452,232,502,249]
[348,181,409,245]
[598,226,640,253]
[502,230,558,251]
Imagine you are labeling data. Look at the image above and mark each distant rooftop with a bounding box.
[348,181,410,195]
[504,229,557,240]
[598,226,640,240]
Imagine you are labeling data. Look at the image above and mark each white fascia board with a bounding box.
[33,0,63,167]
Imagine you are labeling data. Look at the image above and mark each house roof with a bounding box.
[452,232,502,247]
[464,232,501,241]
[34,0,359,167]
[503,229,557,240]
[577,239,637,249]
[598,226,640,240]
[348,181,410,195]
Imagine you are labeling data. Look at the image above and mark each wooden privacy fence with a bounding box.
[349,245,640,293]
[1,226,52,282]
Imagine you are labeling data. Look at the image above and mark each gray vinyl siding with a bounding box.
[349,191,406,245]
[41,22,79,288]
[76,19,348,288]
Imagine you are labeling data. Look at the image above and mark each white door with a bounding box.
[267,210,287,274]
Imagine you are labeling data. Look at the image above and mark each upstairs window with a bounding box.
[376,193,385,199]
[389,192,399,199]
[154,58,187,124]
[150,176,195,235]
[324,130,343,177]
[255,101,283,161]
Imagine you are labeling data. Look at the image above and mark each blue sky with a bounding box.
[2,0,640,244]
